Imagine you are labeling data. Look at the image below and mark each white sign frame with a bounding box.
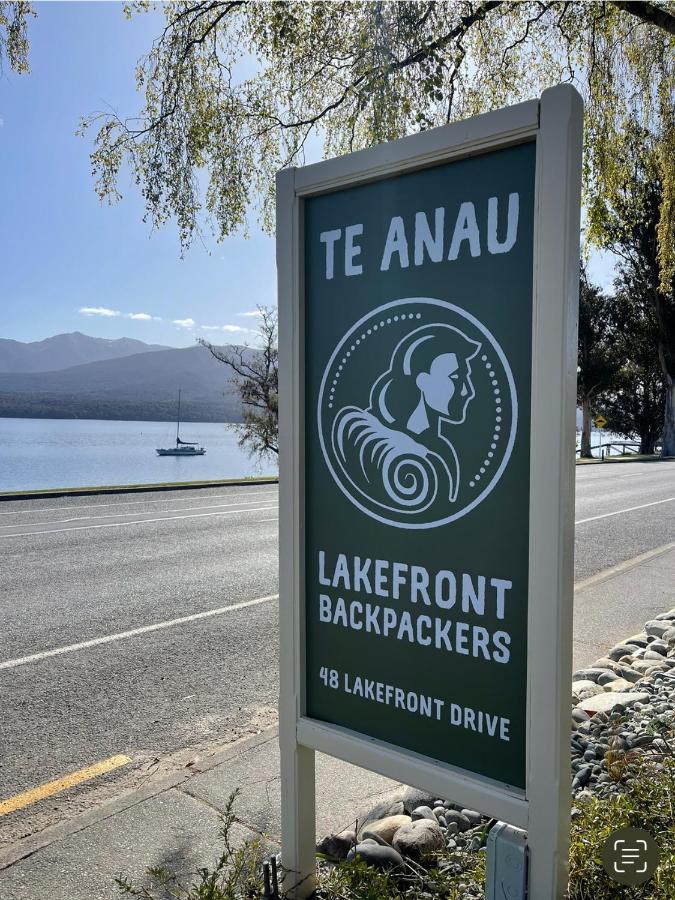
[277,84,582,898]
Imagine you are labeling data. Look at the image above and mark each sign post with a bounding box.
[594,414,607,461]
[278,84,582,899]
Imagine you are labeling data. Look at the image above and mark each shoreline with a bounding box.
[0,475,279,502]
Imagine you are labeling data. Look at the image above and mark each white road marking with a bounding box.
[575,496,675,525]
[0,594,279,671]
[575,540,675,593]
[0,505,279,539]
[0,489,278,517]
[0,498,279,530]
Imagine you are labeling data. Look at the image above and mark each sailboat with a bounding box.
[156,390,206,456]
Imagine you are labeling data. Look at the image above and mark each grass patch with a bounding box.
[316,850,486,899]
[568,756,675,898]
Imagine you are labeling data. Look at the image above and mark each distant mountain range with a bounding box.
[0,332,169,373]
[0,333,243,423]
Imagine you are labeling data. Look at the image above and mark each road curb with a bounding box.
[0,477,278,502]
[575,456,665,466]
[0,726,279,872]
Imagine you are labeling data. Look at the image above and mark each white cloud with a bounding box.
[127,312,161,321]
[173,318,196,329]
[80,306,121,318]
[238,310,262,318]
[200,324,253,334]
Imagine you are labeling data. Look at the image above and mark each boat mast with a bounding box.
[176,389,181,444]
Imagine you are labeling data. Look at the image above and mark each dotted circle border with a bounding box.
[317,297,518,530]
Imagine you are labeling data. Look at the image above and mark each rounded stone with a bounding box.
[461,809,482,827]
[359,814,411,845]
[578,686,605,700]
[593,658,624,673]
[316,830,356,860]
[616,667,643,683]
[348,842,404,869]
[645,621,672,639]
[605,678,634,692]
[628,734,654,749]
[412,805,437,822]
[607,644,641,661]
[572,680,599,693]
[626,634,649,648]
[577,691,650,714]
[444,810,472,832]
[572,766,593,789]
[393,819,445,860]
[572,668,608,684]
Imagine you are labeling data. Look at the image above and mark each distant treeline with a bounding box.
[0,393,243,424]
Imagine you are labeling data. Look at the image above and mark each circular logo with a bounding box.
[600,826,659,886]
[318,298,517,529]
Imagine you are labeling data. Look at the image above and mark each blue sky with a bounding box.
[1,3,615,349]
[1,2,276,348]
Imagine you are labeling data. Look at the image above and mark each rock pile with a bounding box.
[570,610,675,800]
[317,607,675,872]
[317,788,492,866]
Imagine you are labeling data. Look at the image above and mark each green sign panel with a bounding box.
[304,142,536,789]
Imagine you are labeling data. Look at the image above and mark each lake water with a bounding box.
[0,418,277,493]
[0,418,634,493]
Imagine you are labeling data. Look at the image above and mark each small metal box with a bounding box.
[485,821,529,899]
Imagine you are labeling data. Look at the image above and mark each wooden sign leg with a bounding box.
[526,83,582,900]
[280,728,316,898]
[277,162,315,898]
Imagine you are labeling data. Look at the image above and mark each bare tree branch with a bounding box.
[198,306,278,458]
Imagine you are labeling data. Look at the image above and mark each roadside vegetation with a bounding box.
[115,751,675,900]
[199,307,279,462]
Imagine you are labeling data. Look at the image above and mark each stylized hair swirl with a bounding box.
[370,324,480,428]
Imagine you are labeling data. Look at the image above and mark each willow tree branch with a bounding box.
[611,1,675,36]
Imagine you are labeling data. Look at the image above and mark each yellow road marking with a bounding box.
[0,754,131,817]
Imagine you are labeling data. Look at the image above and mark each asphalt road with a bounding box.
[1,462,673,846]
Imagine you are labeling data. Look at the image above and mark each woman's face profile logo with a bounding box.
[318,298,517,529]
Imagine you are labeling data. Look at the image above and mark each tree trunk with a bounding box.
[580,395,593,458]
[662,378,675,457]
